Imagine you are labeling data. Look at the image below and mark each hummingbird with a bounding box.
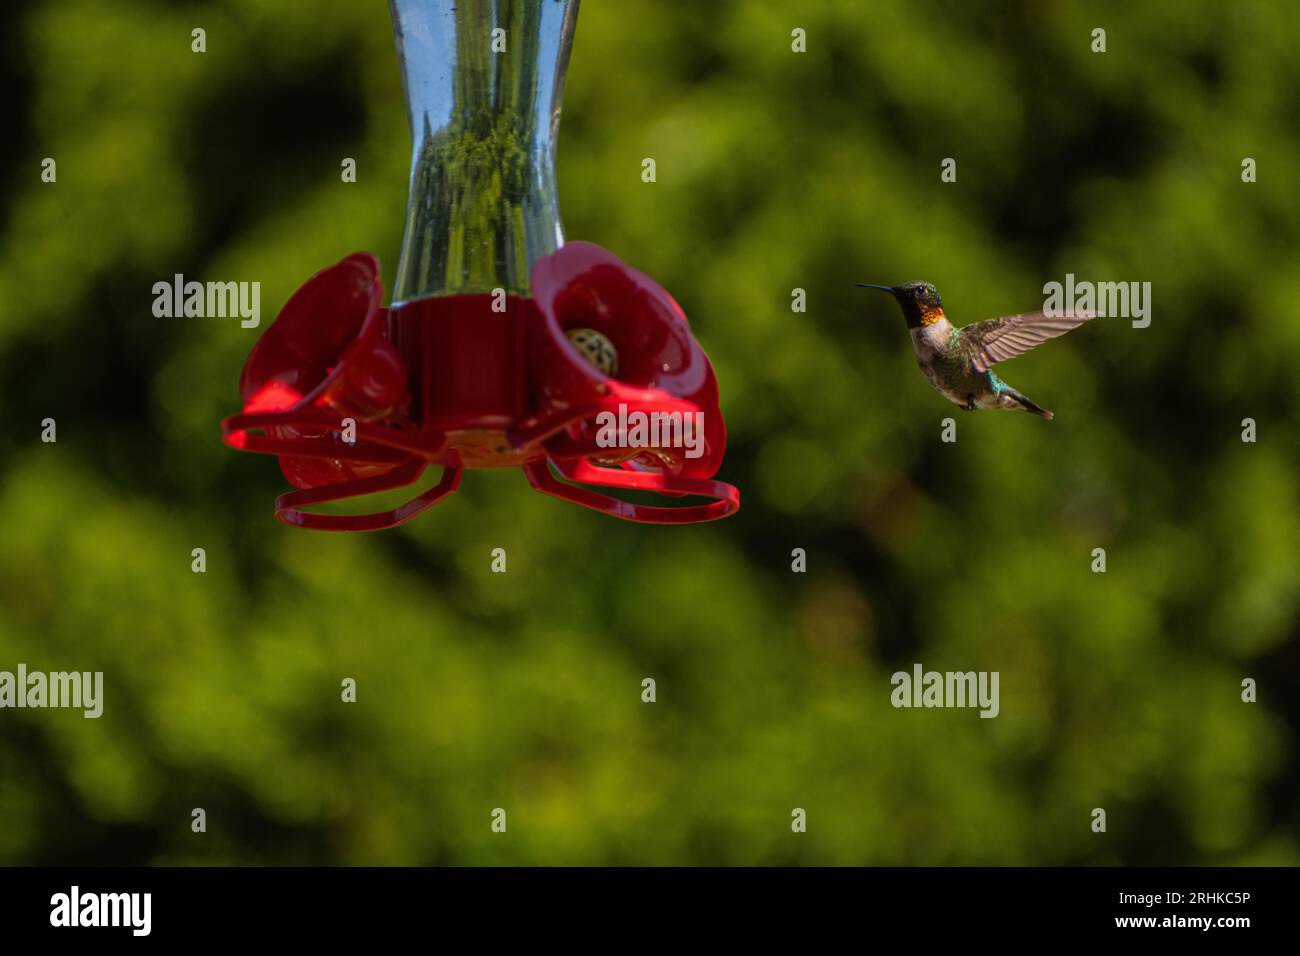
[857,281,1095,420]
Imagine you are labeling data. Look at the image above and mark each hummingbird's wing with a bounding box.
[964,310,1096,373]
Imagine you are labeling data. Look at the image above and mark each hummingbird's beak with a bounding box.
[855,283,897,296]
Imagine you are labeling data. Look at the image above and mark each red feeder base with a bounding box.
[221,243,739,530]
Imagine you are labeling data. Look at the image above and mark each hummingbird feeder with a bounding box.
[221,0,738,530]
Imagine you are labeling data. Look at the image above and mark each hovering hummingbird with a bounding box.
[857,281,1095,420]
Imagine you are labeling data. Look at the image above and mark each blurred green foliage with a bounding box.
[1,0,1298,865]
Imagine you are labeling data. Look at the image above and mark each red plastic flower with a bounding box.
[525,241,726,478]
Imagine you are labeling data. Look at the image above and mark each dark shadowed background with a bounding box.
[1,0,1298,864]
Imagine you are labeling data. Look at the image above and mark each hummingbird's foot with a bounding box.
[963,394,977,411]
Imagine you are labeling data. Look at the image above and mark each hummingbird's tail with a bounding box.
[1005,388,1054,420]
